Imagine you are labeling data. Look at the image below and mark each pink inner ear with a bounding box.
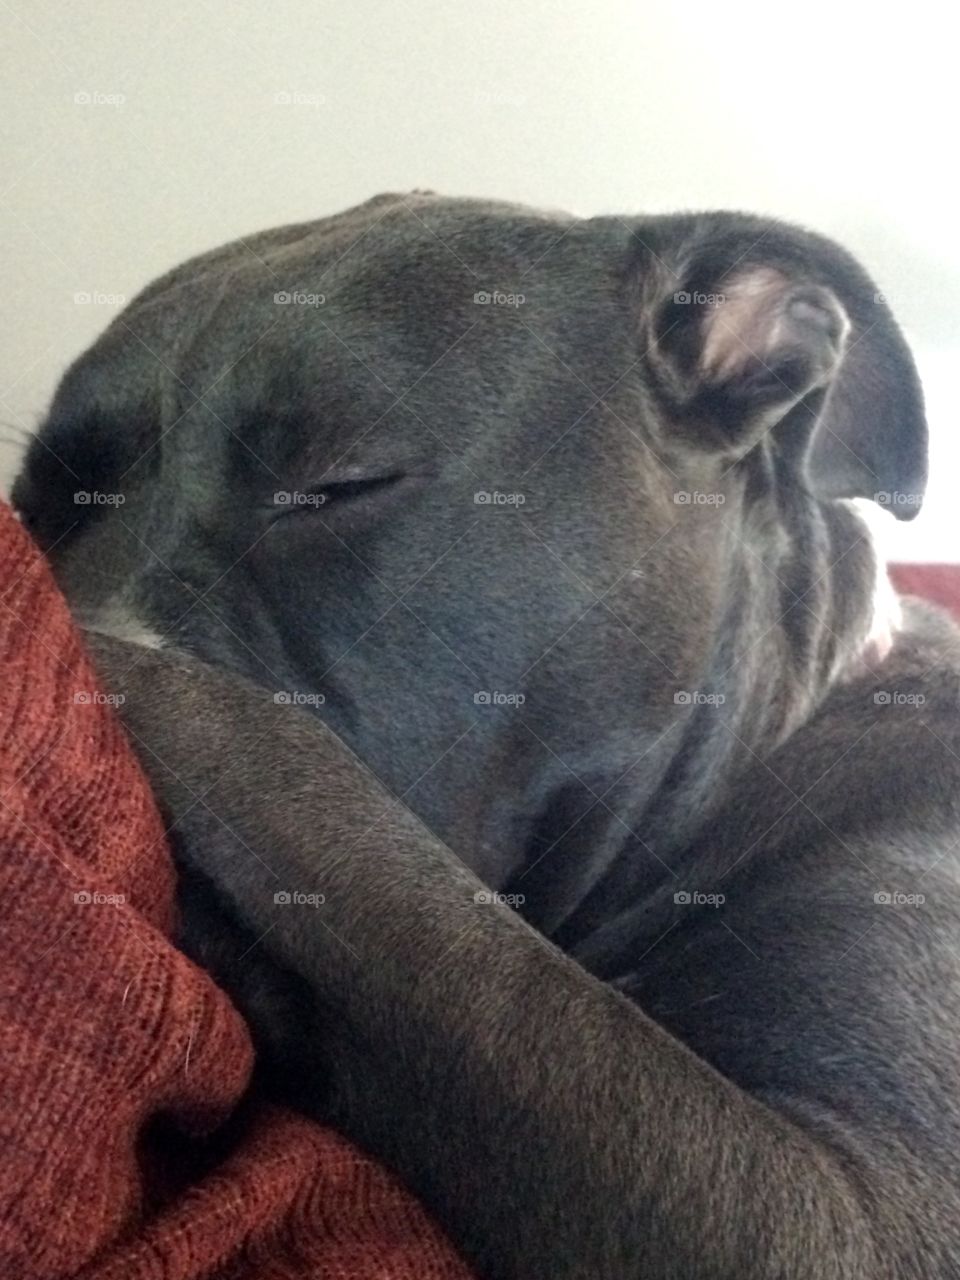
[699,267,794,381]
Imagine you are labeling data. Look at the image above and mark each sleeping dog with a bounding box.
[13,193,960,1278]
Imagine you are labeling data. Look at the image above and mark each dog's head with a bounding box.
[13,193,926,908]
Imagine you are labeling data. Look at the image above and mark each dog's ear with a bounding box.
[642,220,928,520]
[804,299,927,519]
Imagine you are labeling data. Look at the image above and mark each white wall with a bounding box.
[2,0,957,557]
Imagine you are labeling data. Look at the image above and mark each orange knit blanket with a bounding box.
[0,499,471,1280]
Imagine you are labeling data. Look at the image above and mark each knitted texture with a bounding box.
[0,500,472,1280]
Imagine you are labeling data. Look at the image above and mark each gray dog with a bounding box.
[13,193,960,1279]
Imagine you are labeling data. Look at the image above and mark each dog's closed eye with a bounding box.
[309,470,407,505]
[270,467,408,519]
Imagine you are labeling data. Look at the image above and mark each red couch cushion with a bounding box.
[890,563,960,622]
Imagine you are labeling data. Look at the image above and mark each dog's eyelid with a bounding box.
[323,460,407,486]
[312,471,404,498]
[269,468,408,517]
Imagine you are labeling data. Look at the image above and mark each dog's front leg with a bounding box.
[90,635,886,1280]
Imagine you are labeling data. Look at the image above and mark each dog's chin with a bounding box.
[835,498,902,682]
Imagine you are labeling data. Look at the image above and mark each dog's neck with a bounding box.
[519,495,901,940]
